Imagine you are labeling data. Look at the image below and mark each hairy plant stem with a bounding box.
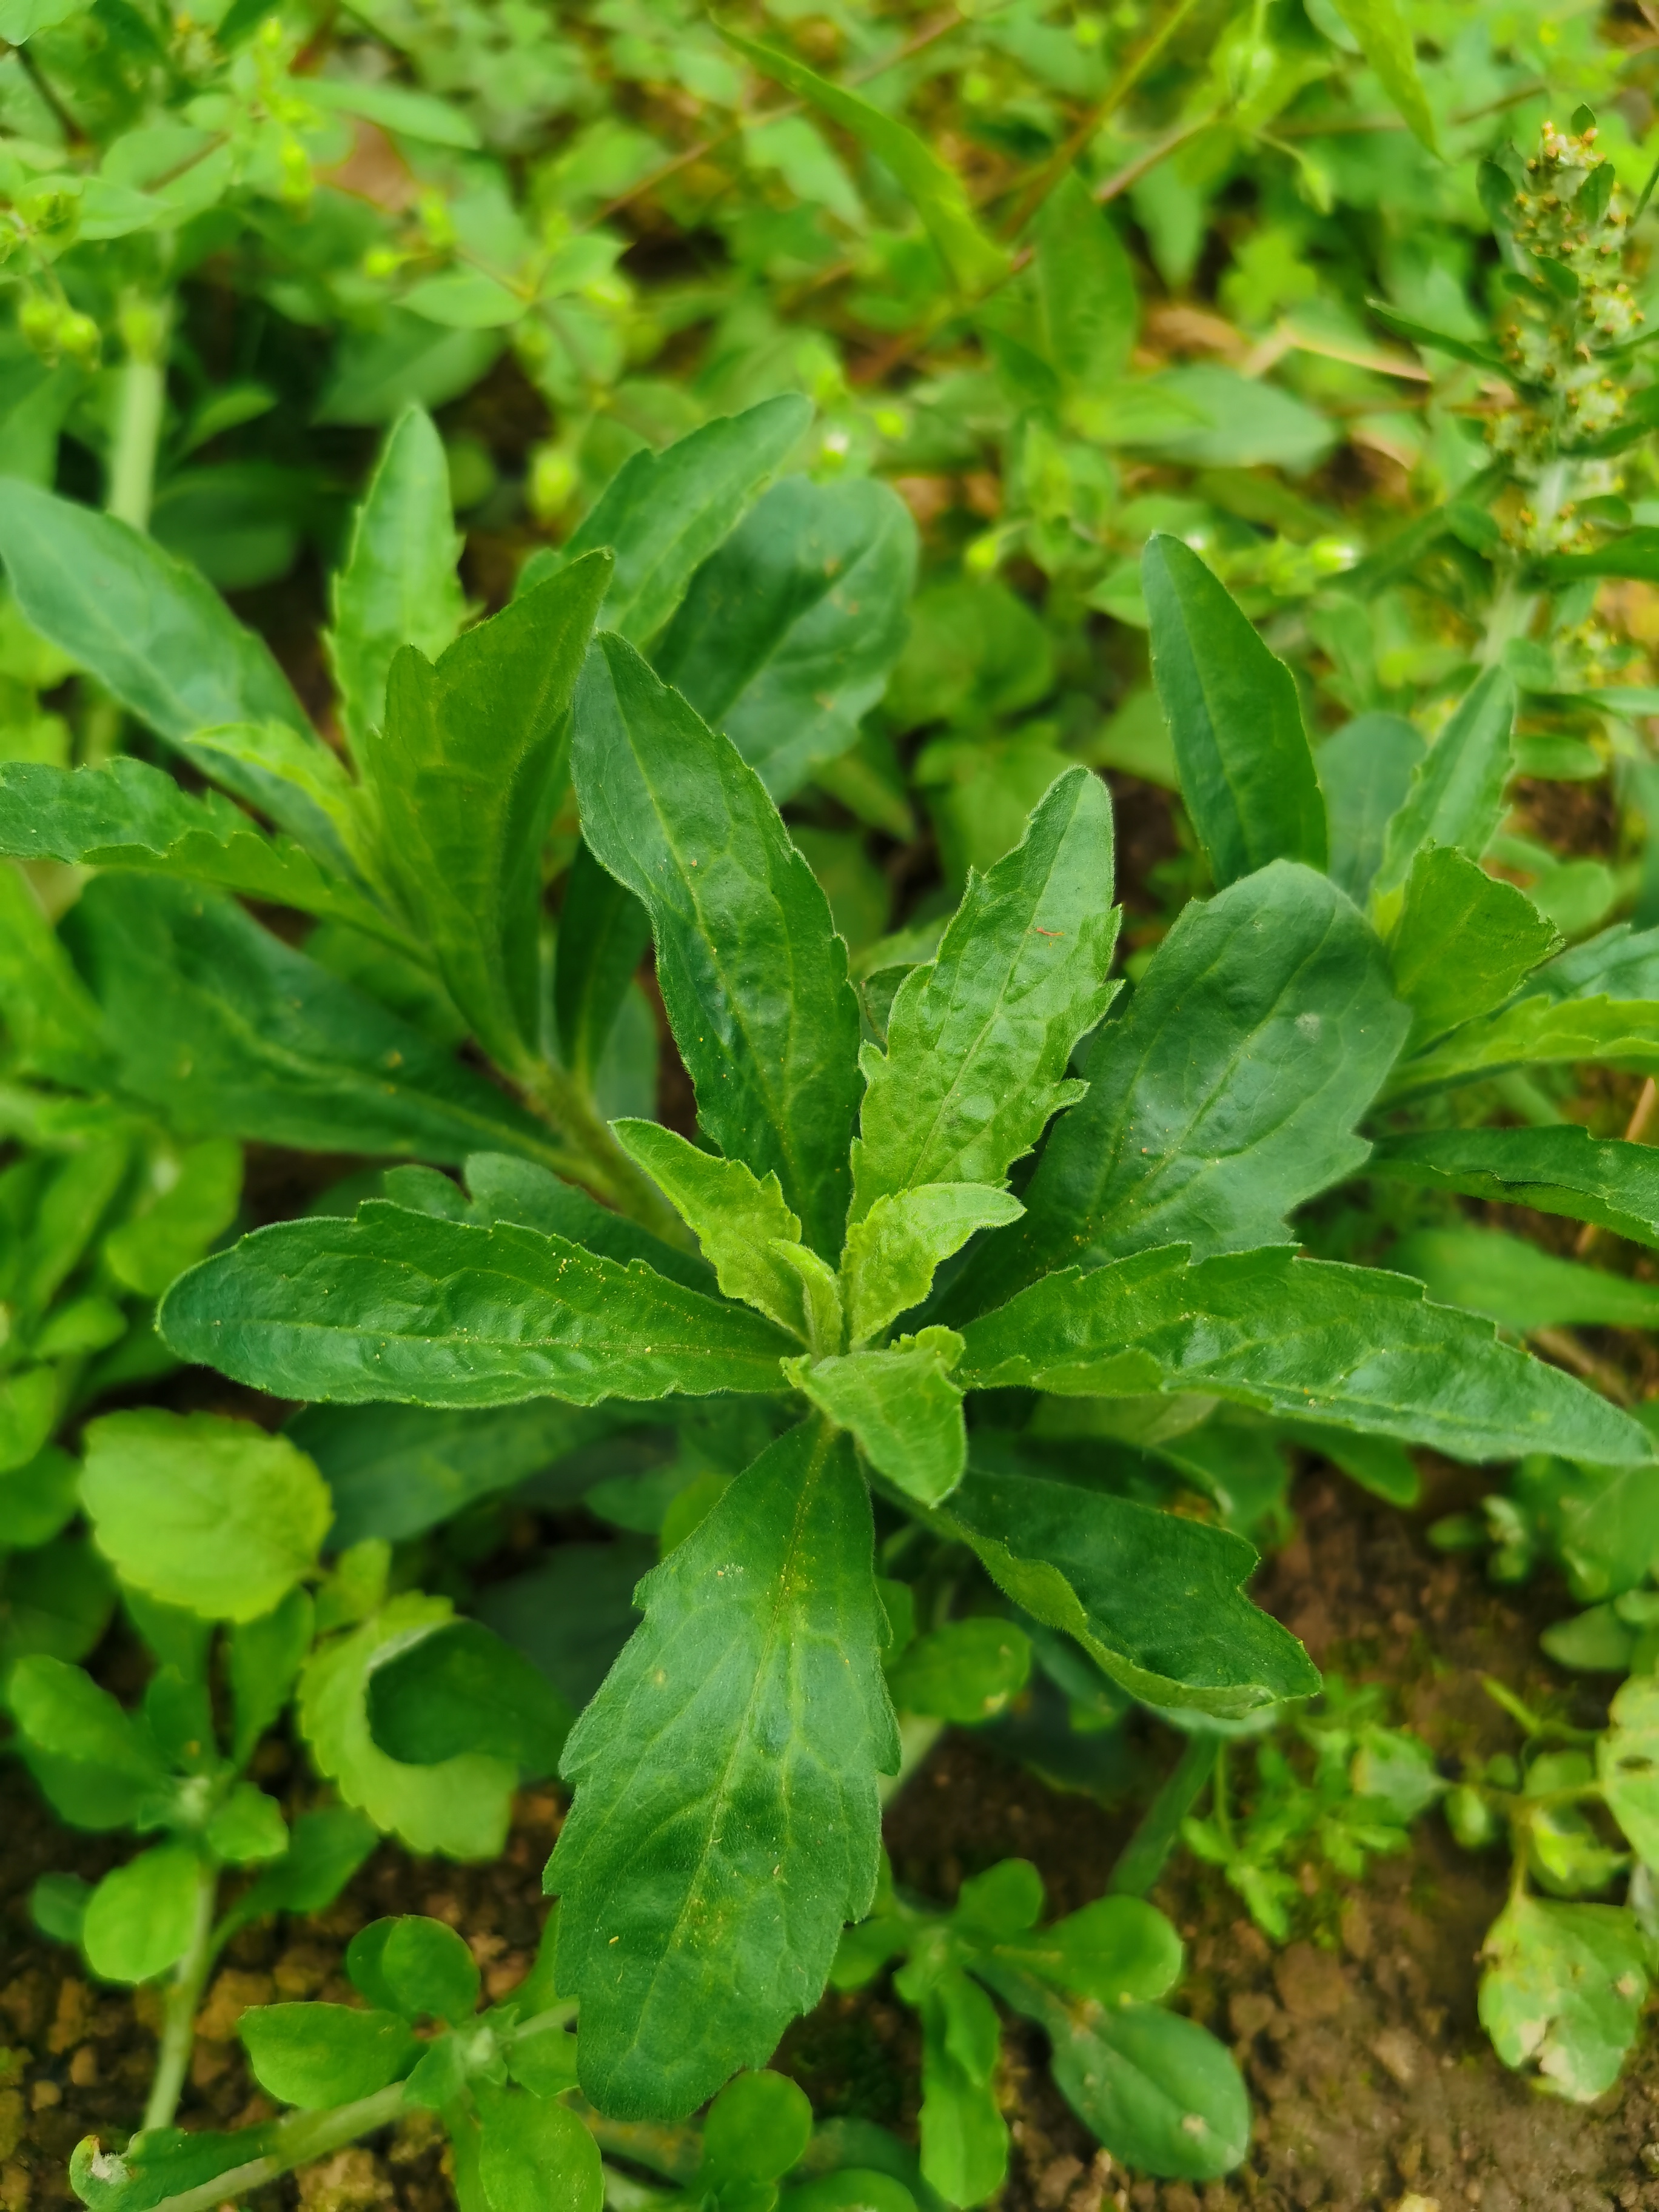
[1107,1731,1219,1898]
[107,296,172,534]
[507,1050,696,1250]
[142,1860,219,2133]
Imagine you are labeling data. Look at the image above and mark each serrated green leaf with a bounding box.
[789,1330,967,1505]
[571,633,861,1258]
[0,759,400,942]
[843,1183,1023,1346]
[1369,1124,1659,1248]
[1480,1895,1646,2102]
[81,1409,330,1623]
[655,474,917,801]
[1036,170,1139,392]
[326,405,467,770]
[559,395,811,646]
[552,839,651,1094]
[1330,0,1438,153]
[611,1117,816,1340]
[1372,668,1516,907]
[935,1449,1316,1715]
[1142,535,1326,886]
[299,1593,517,1858]
[1386,991,1659,1100]
[240,2003,420,2109]
[954,862,1406,1313]
[158,1202,794,1407]
[1388,845,1558,1048]
[1390,1226,1659,1332]
[852,766,1117,1221]
[718,27,1008,297]
[62,876,562,1168]
[551,1419,897,2120]
[957,1245,1654,1466]
[367,556,611,1070]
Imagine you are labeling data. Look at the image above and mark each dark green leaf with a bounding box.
[326,404,467,771]
[240,2004,420,2108]
[571,633,862,1258]
[1035,171,1138,391]
[366,1619,572,1775]
[560,395,811,646]
[655,474,917,801]
[1044,1999,1248,2179]
[1388,845,1558,1047]
[63,877,561,1168]
[552,839,651,1094]
[957,1245,1654,1467]
[853,766,1116,1232]
[217,1806,380,1926]
[1366,302,1506,372]
[1318,713,1425,902]
[551,1419,897,2119]
[1386,993,1659,1100]
[461,1151,715,1293]
[1540,526,1659,583]
[700,2073,814,2188]
[477,1541,654,1714]
[935,1449,1316,1716]
[229,1589,314,1768]
[1372,668,1516,905]
[0,759,397,940]
[954,862,1406,1313]
[159,1202,795,1407]
[1531,922,1659,1004]
[718,28,1008,297]
[0,482,309,752]
[367,556,611,1068]
[886,1618,1031,1723]
[1142,534,1326,885]
[1369,1124,1659,1249]
[1390,1227,1659,1332]
[350,1914,481,2022]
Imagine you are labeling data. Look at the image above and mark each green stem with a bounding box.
[507,1050,697,1250]
[141,2083,411,2212]
[142,1858,218,2133]
[1107,1732,1219,1899]
[106,295,172,534]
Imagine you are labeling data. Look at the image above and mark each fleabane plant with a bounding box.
[153,581,1654,2131]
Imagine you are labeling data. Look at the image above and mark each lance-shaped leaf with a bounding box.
[558,395,811,647]
[611,1116,821,1341]
[326,404,467,771]
[1331,0,1438,153]
[1388,845,1558,1048]
[0,758,401,944]
[853,766,1117,1221]
[719,27,1008,297]
[789,1330,967,1506]
[1318,711,1424,902]
[935,1449,1316,1715]
[366,555,611,1070]
[1386,993,1659,1100]
[572,634,861,1258]
[461,1150,713,1292]
[1142,534,1325,886]
[1036,170,1139,393]
[1369,1124,1659,1249]
[552,839,651,1093]
[158,1201,796,1406]
[550,1419,897,2120]
[956,1245,1654,1467]
[0,481,309,748]
[1538,527,1659,585]
[953,862,1407,1314]
[1390,1227,1659,1333]
[843,1183,1024,1346]
[1532,921,1659,1004]
[655,474,917,800]
[62,876,560,1167]
[1372,668,1516,906]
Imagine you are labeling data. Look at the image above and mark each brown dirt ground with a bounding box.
[4,1468,1658,2212]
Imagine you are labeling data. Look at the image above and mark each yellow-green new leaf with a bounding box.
[719,25,1008,298]
[789,1329,967,1506]
[611,1116,813,1339]
[843,1183,1024,1346]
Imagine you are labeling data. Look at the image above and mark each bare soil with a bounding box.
[5,1467,1658,2212]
